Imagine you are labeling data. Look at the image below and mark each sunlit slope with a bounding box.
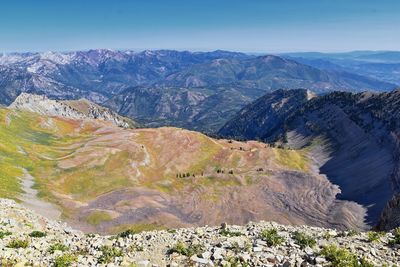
[0,108,92,199]
[0,108,366,233]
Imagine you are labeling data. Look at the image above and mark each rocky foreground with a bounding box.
[0,199,399,266]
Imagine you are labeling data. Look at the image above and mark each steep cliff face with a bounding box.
[219,89,400,229]
[280,92,396,225]
[218,89,315,140]
[377,193,400,231]
[9,93,136,128]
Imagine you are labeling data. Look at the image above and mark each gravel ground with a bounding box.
[0,198,399,266]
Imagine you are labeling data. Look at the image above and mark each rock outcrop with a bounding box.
[9,93,136,128]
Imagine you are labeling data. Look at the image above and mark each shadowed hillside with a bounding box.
[219,89,400,230]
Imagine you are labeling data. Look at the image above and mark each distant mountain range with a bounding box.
[283,51,400,85]
[0,49,398,132]
[219,88,400,230]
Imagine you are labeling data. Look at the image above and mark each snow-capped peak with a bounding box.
[40,51,73,65]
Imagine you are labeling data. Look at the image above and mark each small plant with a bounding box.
[128,243,144,252]
[86,233,96,238]
[117,229,136,238]
[29,230,47,238]
[367,231,385,243]
[7,239,29,248]
[337,229,359,238]
[24,222,34,228]
[76,246,89,256]
[168,241,204,257]
[0,231,12,239]
[359,257,374,267]
[320,244,373,267]
[168,241,187,255]
[54,253,77,267]
[0,259,17,267]
[167,229,177,234]
[220,228,242,237]
[346,229,359,237]
[292,231,316,249]
[98,246,123,264]
[49,243,69,253]
[324,232,333,240]
[225,256,250,267]
[244,241,252,253]
[260,228,285,246]
[388,227,400,246]
[231,241,241,253]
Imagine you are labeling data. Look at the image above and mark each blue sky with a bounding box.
[1,0,399,53]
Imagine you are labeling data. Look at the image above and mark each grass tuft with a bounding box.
[29,230,47,238]
[7,239,29,248]
[219,228,243,237]
[0,231,12,239]
[49,243,69,253]
[259,228,285,246]
[367,231,385,243]
[98,246,123,264]
[168,241,205,257]
[292,231,316,249]
[54,253,77,267]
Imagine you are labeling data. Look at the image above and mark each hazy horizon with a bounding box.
[2,48,400,56]
[1,0,400,53]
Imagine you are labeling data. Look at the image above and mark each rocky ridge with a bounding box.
[218,89,400,231]
[0,199,399,266]
[218,89,315,140]
[9,93,136,128]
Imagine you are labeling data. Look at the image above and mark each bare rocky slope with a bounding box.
[1,104,372,235]
[218,89,400,231]
[1,198,399,266]
[9,93,137,128]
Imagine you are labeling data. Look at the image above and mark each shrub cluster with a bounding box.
[321,244,373,267]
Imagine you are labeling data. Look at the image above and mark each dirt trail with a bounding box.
[19,169,61,221]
